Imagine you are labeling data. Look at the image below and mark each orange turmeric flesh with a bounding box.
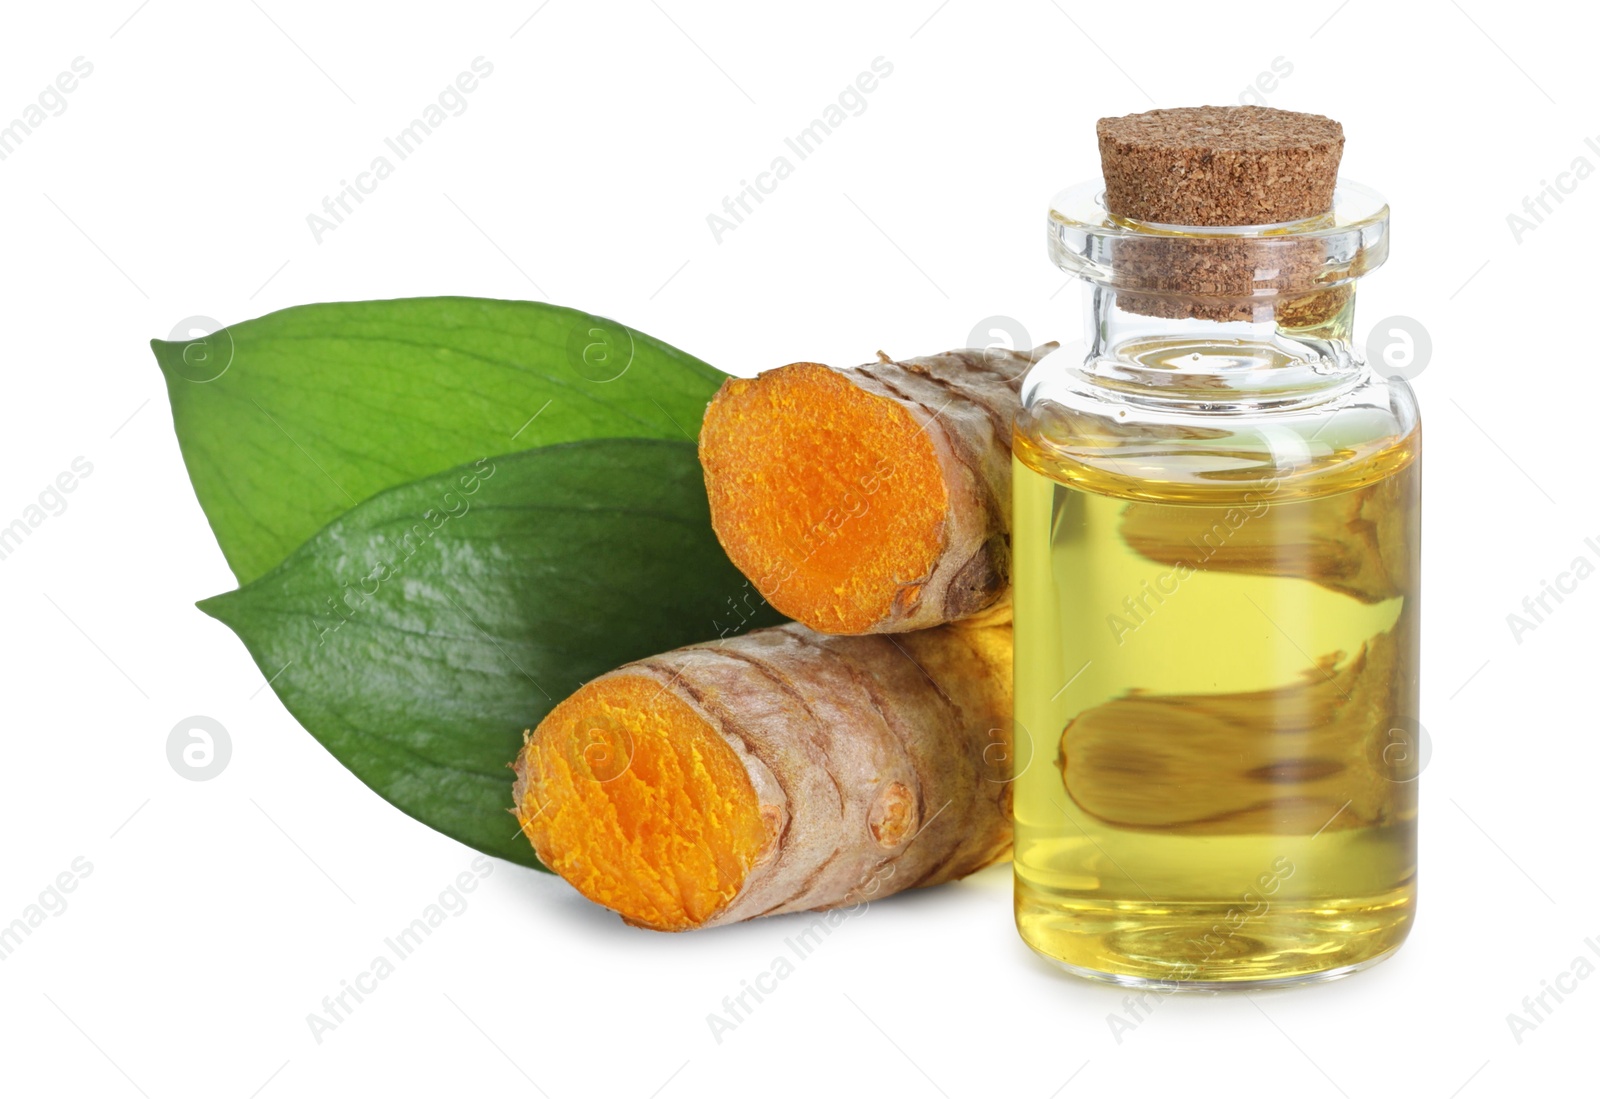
[513,621,1015,931]
[700,363,948,635]
[701,348,1047,635]
[515,675,769,932]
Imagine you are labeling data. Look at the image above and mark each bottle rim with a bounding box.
[1047,178,1390,307]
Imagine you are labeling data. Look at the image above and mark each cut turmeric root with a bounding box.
[699,347,1049,635]
[513,621,1013,931]
[1061,626,1414,835]
[1117,471,1413,605]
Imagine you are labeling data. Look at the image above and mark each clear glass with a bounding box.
[1012,180,1420,989]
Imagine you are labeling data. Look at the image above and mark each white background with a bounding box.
[2,1,1595,1095]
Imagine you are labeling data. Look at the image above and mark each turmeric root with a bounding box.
[700,347,1050,635]
[1062,625,1415,835]
[512,621,1013,931]
[1117,471,1415,605]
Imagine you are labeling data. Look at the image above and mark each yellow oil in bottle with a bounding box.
[1012,409,1420,987]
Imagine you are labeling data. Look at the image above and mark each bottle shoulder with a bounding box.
[1016,342,1420,504]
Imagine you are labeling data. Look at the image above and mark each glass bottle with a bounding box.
[1012,176,1420,988]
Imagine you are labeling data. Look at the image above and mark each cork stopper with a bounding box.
[1077,106,1350,325]
[1097,106,1344,227]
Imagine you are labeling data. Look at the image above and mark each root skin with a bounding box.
[700,347,1052,635]
[513,621,1013,931]
[1062,626,1413,834]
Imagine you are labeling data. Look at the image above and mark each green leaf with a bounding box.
[154,297,723,584]
[198,439,784,870]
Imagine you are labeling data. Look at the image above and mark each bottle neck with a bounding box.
[1076,284,1363,411]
